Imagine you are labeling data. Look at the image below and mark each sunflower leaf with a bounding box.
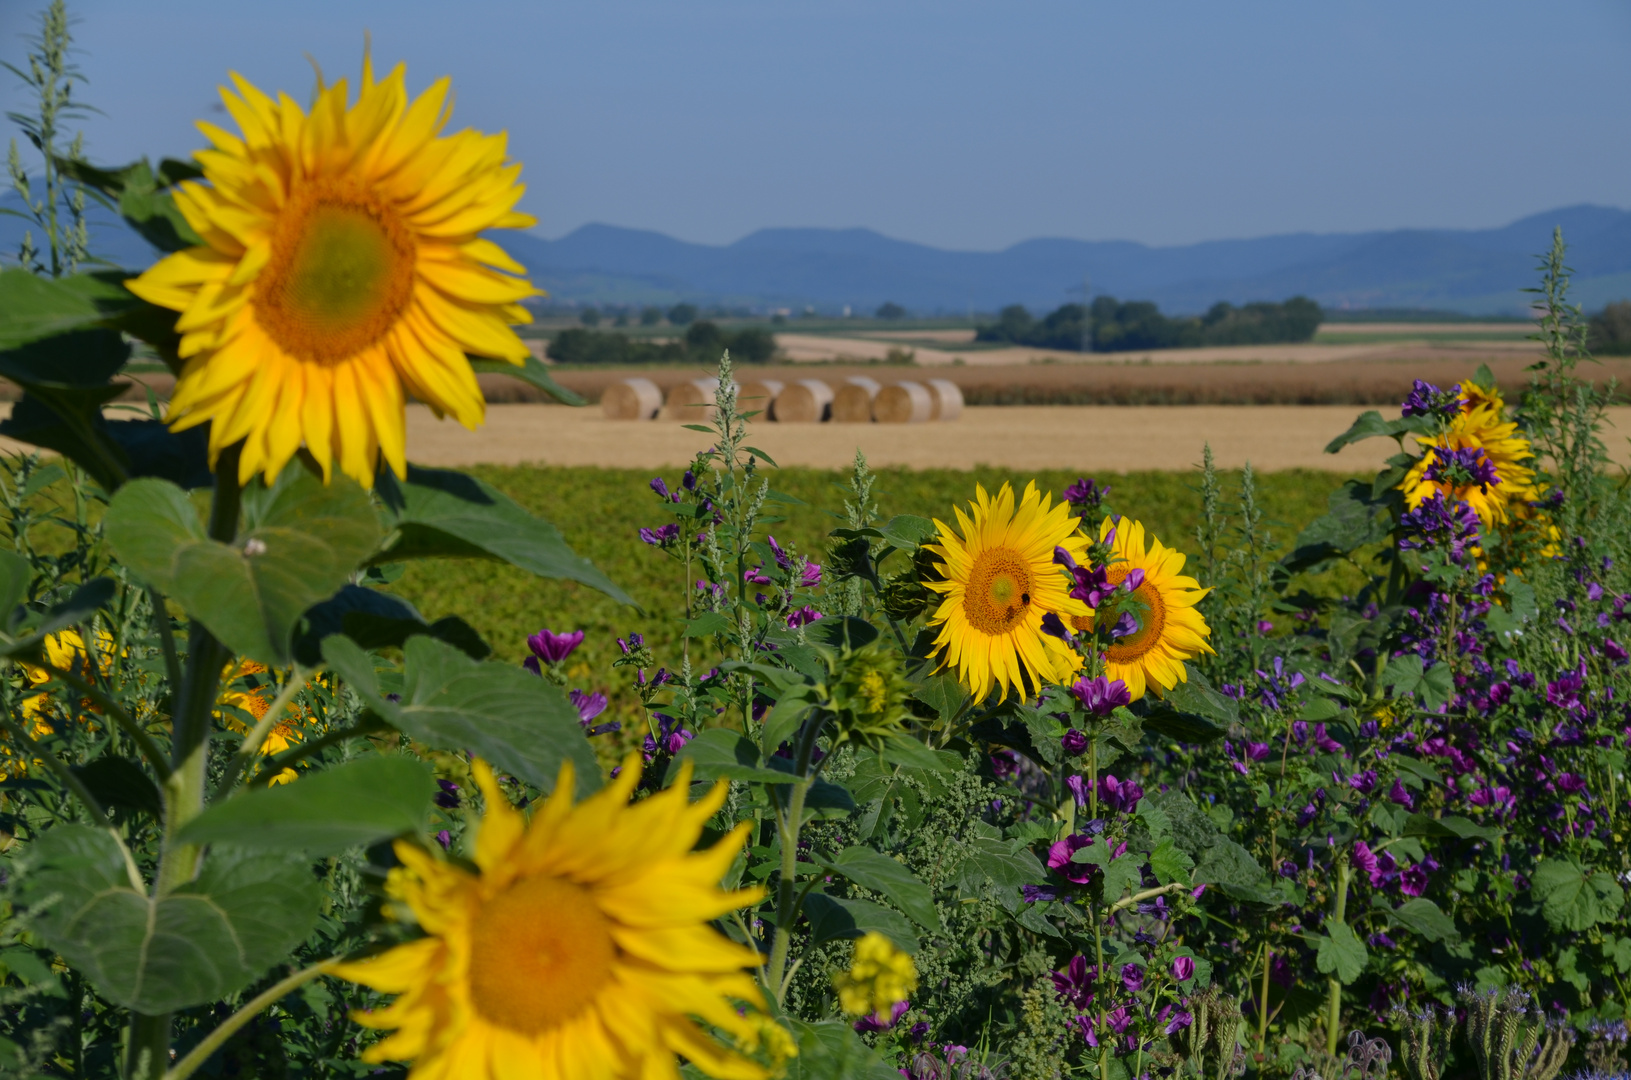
[468,355,585,406]
[322,635,601,796]
[372,466,633,606]
[803,891,919,953]
[820,846,941,931]
[293,584,490,667]
[16,826,321,1014]
[106,471,381,664]
[179,755,434,855]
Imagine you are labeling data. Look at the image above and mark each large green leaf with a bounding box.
[293,584,490,667]
[1137,667,1234,744]
[17,826,321,1013]
[373,466,632,605]
[57,156,204,254]
[106,471,381,664]
[955,836,1047,891]
[0,269,139,352]
[820,846,940,930]
[1403,813,1498,842]
[1324,410,1428,453]
[1532,858,1625,932]
[179,755,434,855]
[1387,897,1459,942]
[1315,921,1368,984]
[1283,481,1392,571]
[676,728,795,784]
[468,355,586,406]
[322,635,600,796]
[803,892,919,953]
[783,1021,900,1080]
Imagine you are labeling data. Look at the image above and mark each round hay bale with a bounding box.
[774,379,834,423]
[926,378,964,421]
[601,377,663,420]
[873,381,933,423]
[738,379,785,420]
[832,376,881,423]
[665,378,722,422]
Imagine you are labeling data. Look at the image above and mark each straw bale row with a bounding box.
[601,376,962,423]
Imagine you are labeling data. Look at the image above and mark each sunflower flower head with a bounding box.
[128,54,539,488]
[331,754,772,1080]
[833,932,917,1018]
[1400,399,1537,529]
[826,645,913,748]
[1069,517,1213,701]
[924,481,1089,702]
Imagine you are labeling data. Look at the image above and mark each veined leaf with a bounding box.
[17,827,320,1014]
[821,846,940,930]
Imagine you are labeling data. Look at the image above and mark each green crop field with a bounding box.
[391,464,1361,743]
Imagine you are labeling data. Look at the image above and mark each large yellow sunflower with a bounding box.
[1069,517,1212,700]
[331,756,775,1080]
[128,56,538,488]
[924,481,1088,702]
[1401,401,1537,528]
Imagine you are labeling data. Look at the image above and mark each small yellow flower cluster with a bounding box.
[735,1013,799,1072]
[833,932,918,1017]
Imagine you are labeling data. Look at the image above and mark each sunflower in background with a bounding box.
[2,629,120,779]
[1070,517,1212,700]
[331,756,778,1080]
[1400,383,1538,529]
[217,659,307,785]
[128,54,538,489]
[924,482,1089,702]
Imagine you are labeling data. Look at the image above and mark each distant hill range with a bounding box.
[5,190,1627,316]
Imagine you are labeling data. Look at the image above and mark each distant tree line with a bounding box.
[546,321,777,365]
[976,295,1323,351]
[1589,301,1631,356]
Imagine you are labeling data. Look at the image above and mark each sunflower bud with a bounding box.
[826,645,913,751]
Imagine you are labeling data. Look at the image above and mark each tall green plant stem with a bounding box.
[134,447,242,1080]
[1324,859,1351,1056]
[163,960,334,1080]
[765,712,824,1003]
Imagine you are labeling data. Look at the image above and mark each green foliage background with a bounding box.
[390,465,1355,734]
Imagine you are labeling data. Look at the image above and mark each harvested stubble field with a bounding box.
[517,353,1631,407]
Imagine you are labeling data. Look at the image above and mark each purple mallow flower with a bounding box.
[1051,956,1097,1008]
[642,713,694,760]
[1069,675,1132,717]
[786,606,823,629]
[639,523,680,546]
[1047,834,1098,885]
[1120,963,1144,994]
[799,562,822,587]
[570,689,608,723]
[1061,728,1088,756]
[853,999,910,1034]
[526,628,583,665]
[1172,956,1195,982]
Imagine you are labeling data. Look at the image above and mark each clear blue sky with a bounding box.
[4,0,1628,251]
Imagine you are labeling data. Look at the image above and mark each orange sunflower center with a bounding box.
[1069,566,1166,661]
[467,874,615,1035]
[255,178,416,364]
[963,547,1033,636]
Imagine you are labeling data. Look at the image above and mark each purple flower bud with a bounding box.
[1123,568,1145,592]
[570,689,608,724]
[1120,963,1144,993]
[435,829,452,850]
[1172,956,1195,982]
[649,476,670,499]
[799,562,823,587]
[1061,729,1088,756]
[682,469,697,491]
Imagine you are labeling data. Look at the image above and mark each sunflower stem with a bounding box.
[765,712,823,1003]
[163,961,333,1080]
[126,1012,171,1080]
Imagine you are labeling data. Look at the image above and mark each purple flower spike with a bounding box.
[1069,675,1133,717]
[767,535,791,569]
[527,628,584,665]
[1424,445,1499,491]
[1401,379,1462,419]
[1063,478,1110,515]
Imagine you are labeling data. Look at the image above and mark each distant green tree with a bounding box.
[684,320,725,355]
[640,306,662,326]
[1589,300,1631,355]
[875,301,907,319]
[579,305,601,327]
[727,326,776,363]
[975,304,1035,344]
[667,302,698,326]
